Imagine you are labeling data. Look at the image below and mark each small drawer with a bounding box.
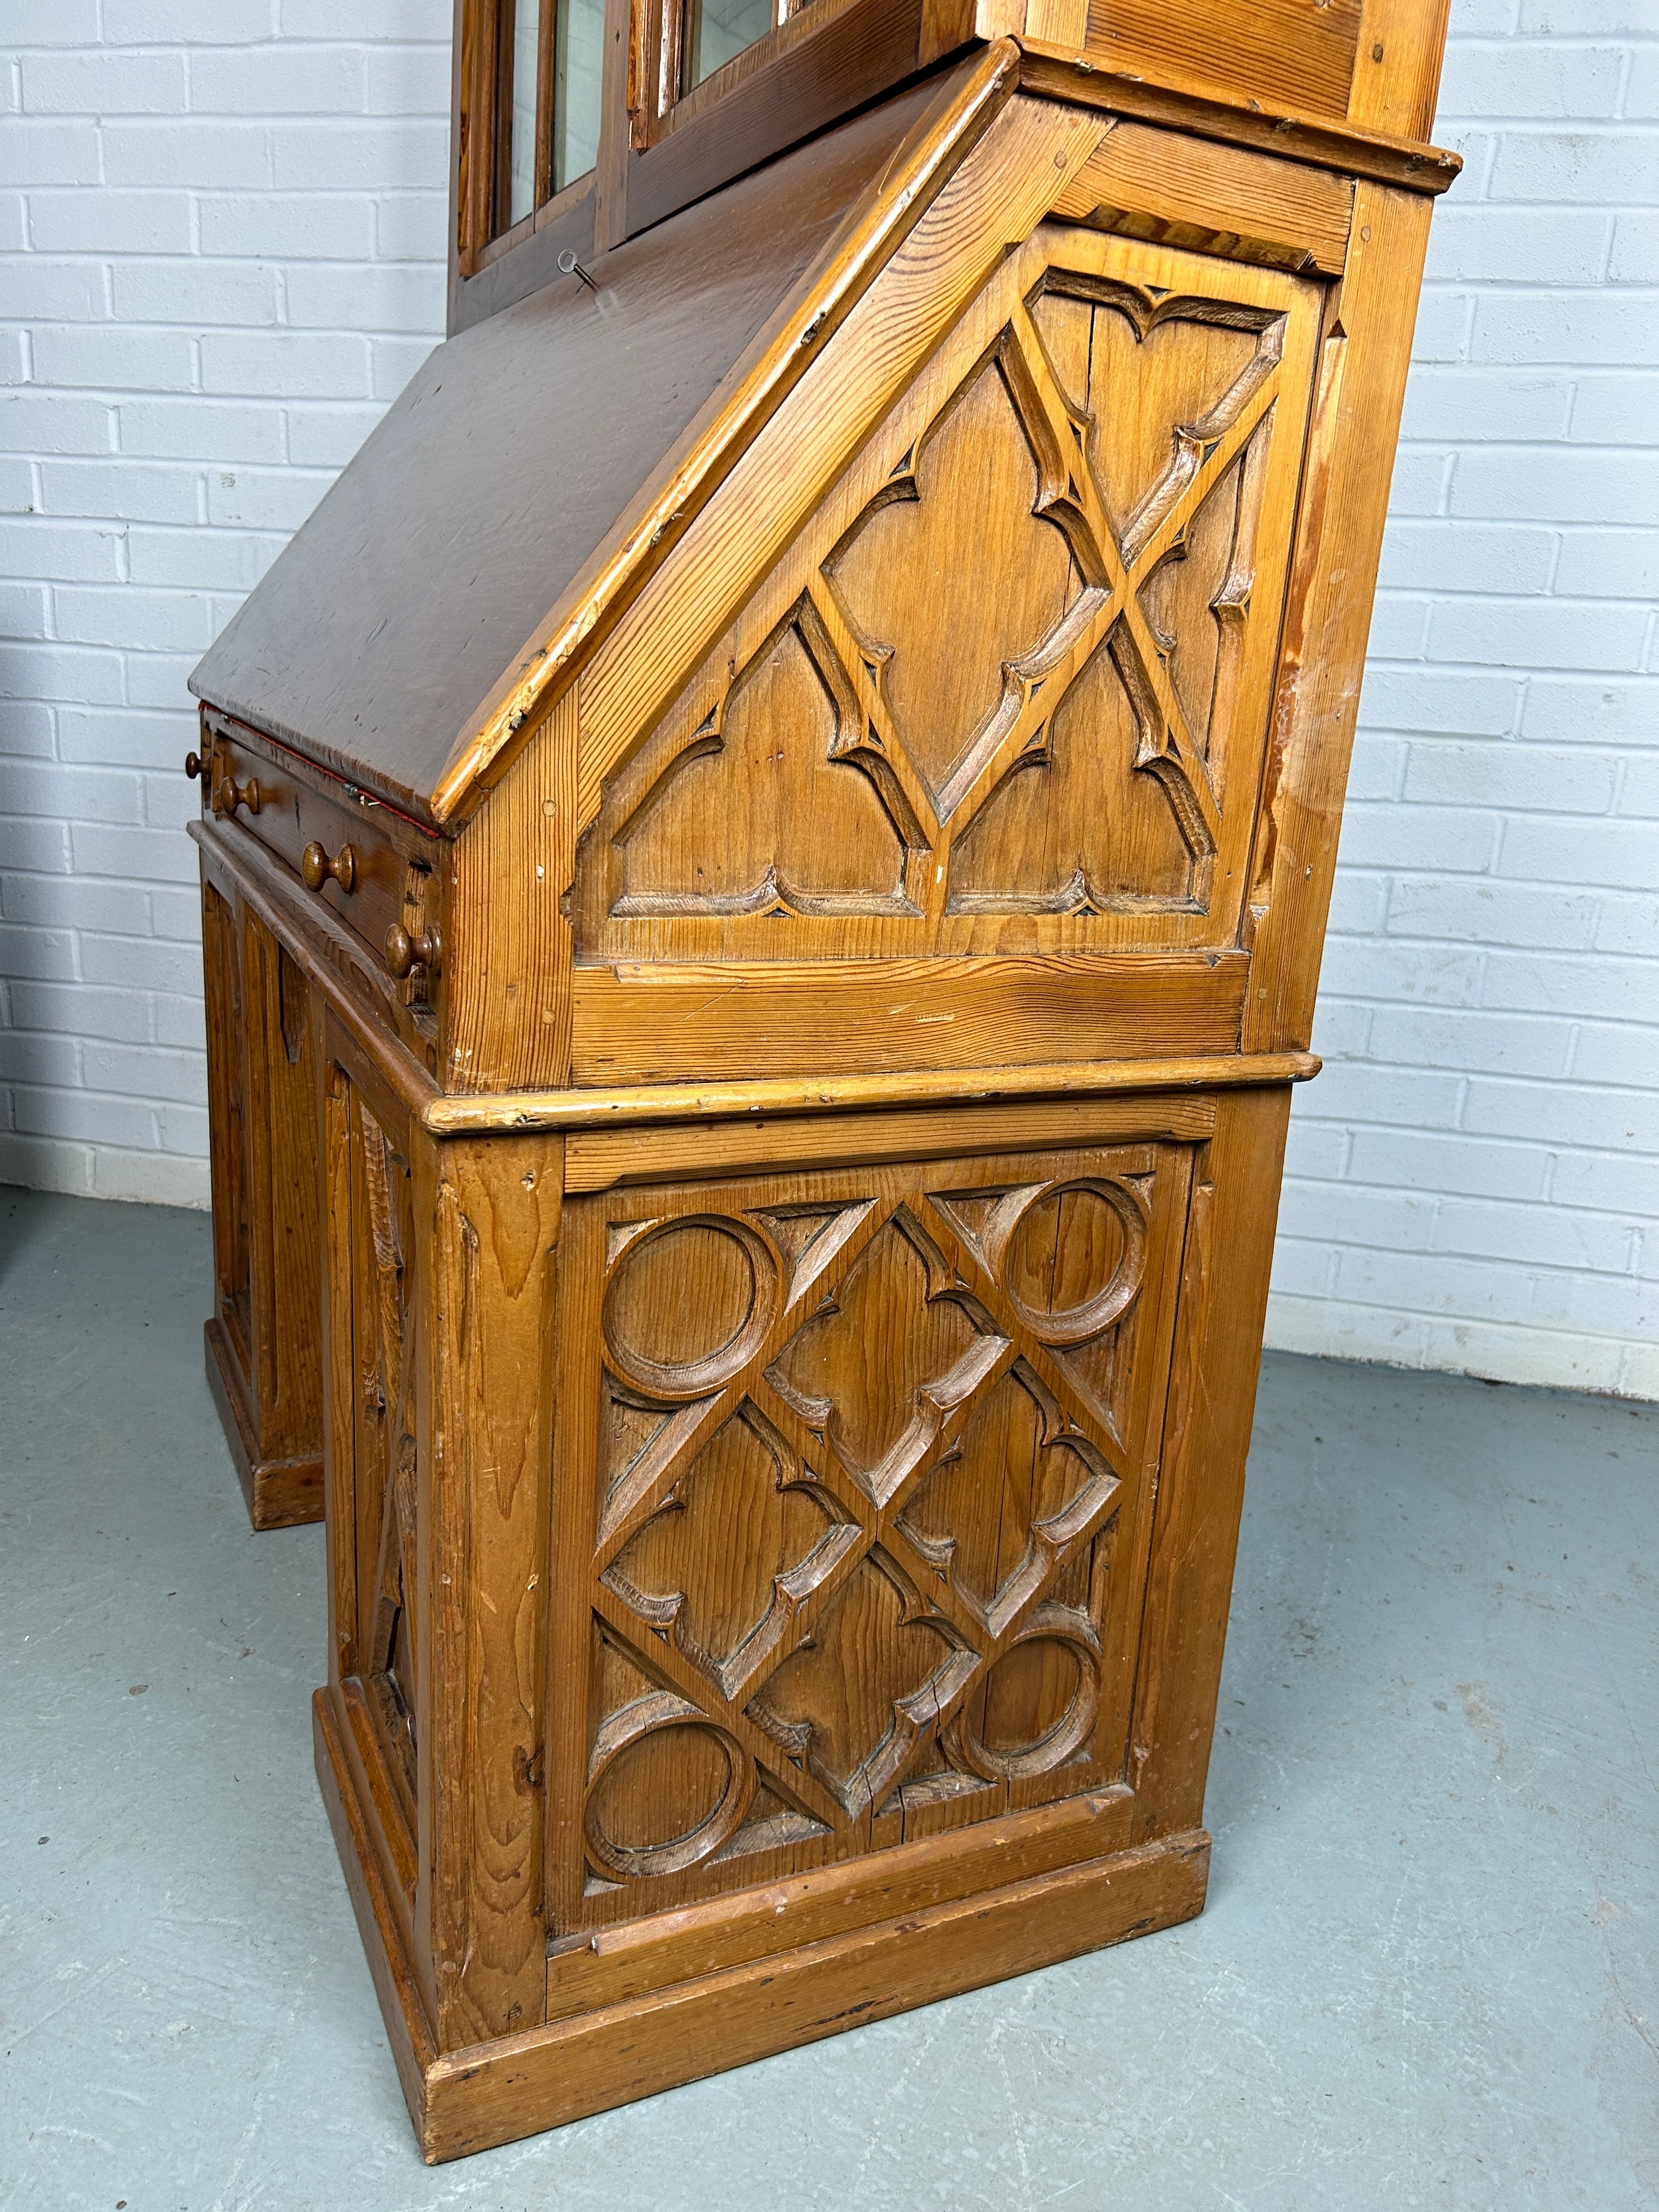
[198,713,445,1017]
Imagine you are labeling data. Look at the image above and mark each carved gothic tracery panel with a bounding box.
[553,1138,1197,1929]
[579,227,1323,964]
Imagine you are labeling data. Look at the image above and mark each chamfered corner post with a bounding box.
[415,1127,563,2051]
[1125,1082,1296,1846]
[315,1049,565,2101]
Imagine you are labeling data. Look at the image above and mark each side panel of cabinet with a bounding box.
[569,223,1325,1086]
[321,1035,561,2053]
[199,863,325,1530]
[543,1128,1196,1941]
[321,1050,425,1974]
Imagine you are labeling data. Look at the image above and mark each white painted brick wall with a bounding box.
[1,2,1654,1395]
[1267,0,1659,1402]
[0,0,453,1206]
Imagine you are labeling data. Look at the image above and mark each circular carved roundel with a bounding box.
[603,1215,779,1400]
[993,1177,1149,1347]
[585,1690,755,1882]
[954,1627,1101,1783]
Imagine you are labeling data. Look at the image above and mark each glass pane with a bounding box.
[507,0,540,227]
[682,0,778,95]
[554,0,605,188]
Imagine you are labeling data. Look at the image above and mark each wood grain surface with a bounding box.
[1053,122,1355,275]
[196,0,1456,2154]
[196,860,325,1528]
[569,952,1250,1080]
[190,73,953,825]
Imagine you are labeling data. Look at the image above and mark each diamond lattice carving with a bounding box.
[602,1398,860,1702]
[816,289,1281,913]
[583,1157,1169,1886]
[597,259,1290,932]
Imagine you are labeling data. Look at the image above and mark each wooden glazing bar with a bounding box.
[624,0,974,234]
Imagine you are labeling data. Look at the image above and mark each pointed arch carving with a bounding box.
[576,226,1323,965]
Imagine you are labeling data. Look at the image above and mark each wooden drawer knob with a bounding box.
[301,839,357,894]
[184,748,207,781]
[212,771,263,818]
[385,921,441,981]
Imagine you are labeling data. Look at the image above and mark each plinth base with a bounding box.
[204,1320,323,1531]
[314,1686,1210,2162]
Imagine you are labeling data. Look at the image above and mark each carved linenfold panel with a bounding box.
[578,227,1323,966]
[346,1092,419,1807]
[553,1135,1198,1929]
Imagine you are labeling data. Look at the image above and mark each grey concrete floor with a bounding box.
[1,1181,1655,2212]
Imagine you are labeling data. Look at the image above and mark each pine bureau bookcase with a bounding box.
[185,0,1457,2158]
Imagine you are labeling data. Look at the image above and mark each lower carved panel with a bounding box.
[551,1134,1196,1932]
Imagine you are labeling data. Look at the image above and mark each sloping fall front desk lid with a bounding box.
[187,62,1003,832]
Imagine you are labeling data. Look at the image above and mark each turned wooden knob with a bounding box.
[184,748,207,781]
[385,921,441,980]
[301,838,357,893]
[212,771,263,817]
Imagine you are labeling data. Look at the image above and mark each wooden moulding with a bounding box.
[203,1317,323,1530]
[1052,118,1354,275]
[1015,38,1461,196]
[317,1685,1208,2164]
[419,1048,1319,1136]
[560,1088,1222,1189]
